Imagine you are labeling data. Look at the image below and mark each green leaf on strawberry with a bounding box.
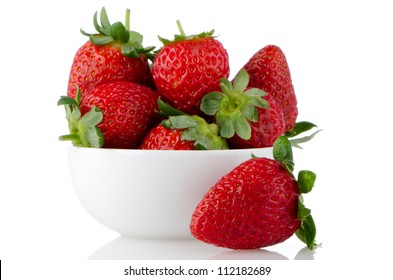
[285,121,316,137]
[157,98,228,150]
[156,97,185,117]
[158,20,215,46]
[163,115,228,151]
[58,87,104,148]
[201,70,269,140]
[80,7,155,60]
[289,129,322,149]
[285,121,322,149]
[297,196,311,219]
[273,136,318,250]
[298,170,316,194]
[273,136,294,173]
[296,213,317,251]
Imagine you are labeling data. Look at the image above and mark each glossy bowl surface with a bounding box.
[68,146,273,239]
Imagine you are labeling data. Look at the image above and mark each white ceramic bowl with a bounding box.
[68,146,273,239]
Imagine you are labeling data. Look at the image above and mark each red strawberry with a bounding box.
[191,157,299,249]
[227,95,285,148]
[80,82,159,148]
[140,124,195,150]
[237,45,298,131]
[140,99,228,150]
[152,21,230,115]
[67,7,155,98]
[201,70,285,148]
[58,81,159,149]
[190,136,317,250]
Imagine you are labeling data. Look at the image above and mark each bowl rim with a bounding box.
[67,145,273,155]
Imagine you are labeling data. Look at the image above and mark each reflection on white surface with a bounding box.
[293,246,317,260]
[89,236,315,260]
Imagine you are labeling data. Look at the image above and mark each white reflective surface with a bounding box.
[89,236,316,260]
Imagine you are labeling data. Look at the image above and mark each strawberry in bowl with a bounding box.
[67,7,155,99]
[58,7,320,250]
[152,21,230,115]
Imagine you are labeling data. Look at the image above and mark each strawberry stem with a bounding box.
[176,20,186,37]
[59,134,80,142]
[125,9,130,30]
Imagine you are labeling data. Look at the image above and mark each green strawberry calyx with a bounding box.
[80,7,155,60]
[158,98,228,150]
[158,20,215,46]
[286,121,322,149]
[57,87,104,148]
[273,136,318,250]
[200,69,269,140]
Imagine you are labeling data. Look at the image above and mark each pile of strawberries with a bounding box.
[59,7,319,250]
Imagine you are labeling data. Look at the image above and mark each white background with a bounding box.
[1,0,392,278]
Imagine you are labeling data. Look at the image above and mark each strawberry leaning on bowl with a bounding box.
[236,45,298,131]
[152,21,230,115]
[67,7,155,99]
[190,136,317,250]
[201,70,285,148]
[58,81,159,149]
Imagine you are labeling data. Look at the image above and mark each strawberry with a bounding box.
[227,94,285,148]
[201,70,285,148]
[58,81,159,149]
[152,21,230,115]
[236,45,298,131]
[67,7,155,98]
[140,99,228,150]
[140,124,195,150]
[190,136,317,250]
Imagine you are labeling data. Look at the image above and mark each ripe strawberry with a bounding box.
[201,70,285,148]
[152,21,230,115]
[140,99,228,150]
[140,124,195,150]
[58,81,159,149]
[190,136,317,250]
[67,7,155,98]
[227,95,285,148]
[236,45,298,131]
